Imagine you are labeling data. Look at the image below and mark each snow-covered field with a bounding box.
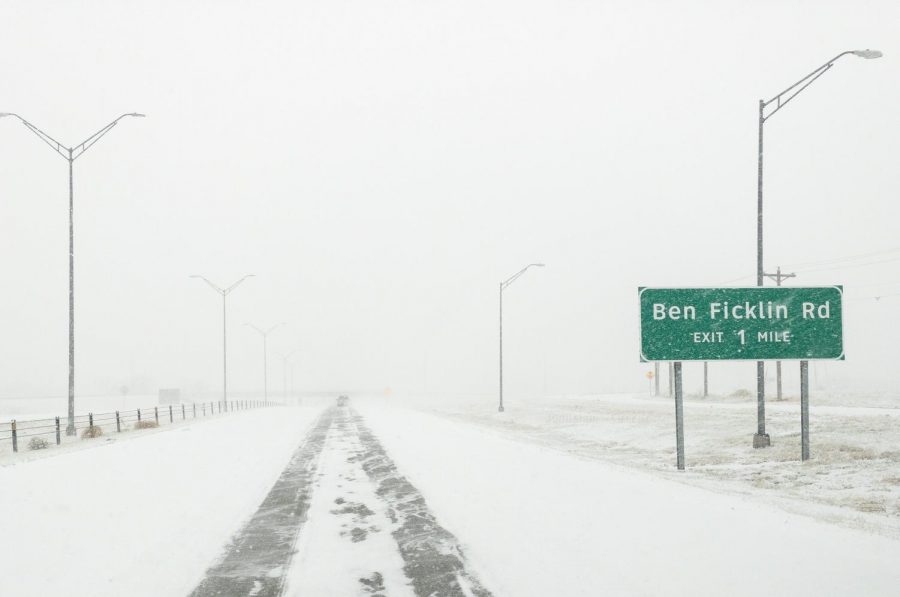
[407,392,900,539]
[0,406,320,597]
[358,400,900,596]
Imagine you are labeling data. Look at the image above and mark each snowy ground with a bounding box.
[406,392,900,539]
[2,397,898,596]
[358,400,900,596]
[0,406,320,597]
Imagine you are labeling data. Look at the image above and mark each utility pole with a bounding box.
[654,362,660,396]
[1,112,145,435]
[764,266,796,401]
[668,362,674,397]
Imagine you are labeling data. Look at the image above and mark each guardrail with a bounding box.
[0,400,272,454]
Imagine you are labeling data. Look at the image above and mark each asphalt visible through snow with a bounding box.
[190,405,492,597]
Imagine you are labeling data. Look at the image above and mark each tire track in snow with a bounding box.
[353,411,494,597]
[189,407,335,597]
[190,406,493,596]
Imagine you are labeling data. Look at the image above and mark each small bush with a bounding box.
[729,388,753,398]
[81,425,103,439]
[28,436,50,450]
[134,420,159,430]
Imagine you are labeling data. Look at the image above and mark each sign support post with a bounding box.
[800,360,810,461]
[674,362,685,471]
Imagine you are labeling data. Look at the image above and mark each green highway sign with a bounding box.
[639,286,844,362]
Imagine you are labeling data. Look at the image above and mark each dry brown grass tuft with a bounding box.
[81,425,103,439]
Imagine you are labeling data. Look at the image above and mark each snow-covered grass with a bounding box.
[398,392,900,539]
[357,401,900,597]
[0,406,320,597]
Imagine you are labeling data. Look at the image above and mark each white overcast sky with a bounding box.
[1,0,899,402]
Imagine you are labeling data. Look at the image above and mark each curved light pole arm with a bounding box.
[763,50,880,121]
[224,274,255,294]
[72,113,145,161]
[265,322,286,335]
[246,322,284,336]
[0,113,69,158]
[501,263,545,291]
[190,274,225,294]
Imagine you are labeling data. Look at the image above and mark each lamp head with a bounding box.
[128,113,147,117]
[852,49,883,59]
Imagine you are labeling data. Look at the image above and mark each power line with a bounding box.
[720,251,900,284]
[794,255,900,274]
[782,246,900,269]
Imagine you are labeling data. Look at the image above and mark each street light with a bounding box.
[754,49,881,448]
[245,323,285,404]
[191,274,254,407]
[499,263,545,413]
[1,112,145,435]
[278,349,299,404]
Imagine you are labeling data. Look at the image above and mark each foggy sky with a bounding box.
[2,0,899,403]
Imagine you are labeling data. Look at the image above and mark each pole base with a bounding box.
[753,433,771,448]
[65,425,76,437]
[498,405,504,413]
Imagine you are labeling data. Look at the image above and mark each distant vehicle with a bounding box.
[337,395,349,406]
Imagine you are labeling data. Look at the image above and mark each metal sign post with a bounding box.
[800,360,810,461]
[674,362,684,471]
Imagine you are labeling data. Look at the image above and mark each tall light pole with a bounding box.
[191,275,254,407]
[278,349,299,404]
[499,263,545,413]
[1,112,145,435]
[246,323,284,403]
[754,49,881,449]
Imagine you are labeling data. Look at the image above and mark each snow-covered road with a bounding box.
[2,400,899,596]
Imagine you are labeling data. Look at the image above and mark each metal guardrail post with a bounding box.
[182,404,186,420]
[55,416,61,445]
[137,408,142,422]
[89,413,94,429]
[116,411,121,433]
[154,406,159,424]
[169,405,173,423]
[193,403,197,418]
[11,420,17,452]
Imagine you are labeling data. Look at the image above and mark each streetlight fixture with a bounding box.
[499,263,545,413]
[191,274,255,407]
[1,112,145,435]
[245,322,285,404]
[754,49,881,448]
